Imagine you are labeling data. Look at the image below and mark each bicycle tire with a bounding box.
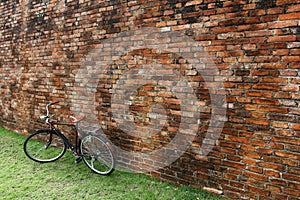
[80,135,115,175]
[23,129,67,163]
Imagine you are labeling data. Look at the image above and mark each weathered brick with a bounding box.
[246,91,272,98]
[286,4,300,12]
[260,106,288,114]
[282,56,300,62]
[281,85,299,92]
[258,162,284,171]
[291,123,300,131]
[267,184,282,193]
[254,56,280,63]
[260,77,287,84]
[279,12,300,20]
[247,185,270,196]
[246,118,270,126]
[275,151,300,160]
[272,121,289,128]
[253,84,280,91]
[268,20,299,29]
[284,188,300,197]
[268,35,297,43]
[265,169,280,178]
[252,98,279,105]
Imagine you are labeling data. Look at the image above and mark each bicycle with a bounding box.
[23,101,115,175]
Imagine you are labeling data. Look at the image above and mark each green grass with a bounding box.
[0,127,227,200]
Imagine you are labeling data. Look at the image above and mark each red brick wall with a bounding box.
[1,0,299,199]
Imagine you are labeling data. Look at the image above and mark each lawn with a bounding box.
[0,127,227,200]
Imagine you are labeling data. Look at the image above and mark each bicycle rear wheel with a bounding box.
[24,129,67,163]
[80,135,115,175]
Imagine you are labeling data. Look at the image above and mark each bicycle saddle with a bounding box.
[69,115,85,123]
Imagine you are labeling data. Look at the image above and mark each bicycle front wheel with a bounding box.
[23,129,67,163]
[80,135,115,175]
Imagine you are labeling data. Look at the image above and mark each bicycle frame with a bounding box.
[47,121,81,155]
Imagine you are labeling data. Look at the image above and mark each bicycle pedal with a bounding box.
[75,156,82,164]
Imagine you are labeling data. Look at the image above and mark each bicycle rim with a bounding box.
[24,130,66,163]
[81,135,115,175]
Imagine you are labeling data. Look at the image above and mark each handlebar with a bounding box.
[39,102,84,126]
[39,101,59,121]
[46,101,59,116]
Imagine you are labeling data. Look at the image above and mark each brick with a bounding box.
[271,121,289,128]
[222,160,246,169]
[282,159,298,167]
[275,151,300,160]
[268,35,297,43]
[281,85,299,92]
[276,0,298,6]
[253,84,280,91]
[254,55,280,63]
[244,104,257,111]
[265,169,280,177]
[287,42,300,49]
[252,99,279,105]
[279,69,298,76]
[288,167,300,175]
[260,106,288,114]
[291,123,300,131]
[258,43,286,50]
[261,63,287,69]
[268,20,299,29]
[226,135,251,144]
[270,193,288,200]
[282,56,300,62]
[260,77,287,84]
[212,26,236,33]
[204,45,226,51]
[272,49,290,56]
[246,118,270,126]
[279,12,300,20]
[287,4,300,12]
[288,182,300,190]
[247,185,270,196]
[243,4,256,11]
[266,184,282,193]
[251,111,266,118]
[284,188,300,196]
[246,91,272,98]
[273,92,292,99]
[270,178,287,187]
[258,162,284,171]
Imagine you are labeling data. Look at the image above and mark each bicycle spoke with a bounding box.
[91,156,95,169]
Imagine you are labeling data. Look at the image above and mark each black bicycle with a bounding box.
[23,102,115,175]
